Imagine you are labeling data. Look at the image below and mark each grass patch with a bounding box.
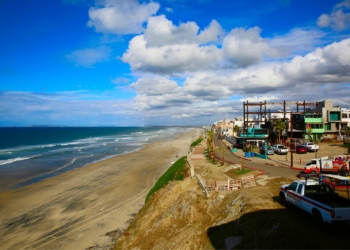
[191,137,203,147]
[235,169,251,175]
[145,156,188,203]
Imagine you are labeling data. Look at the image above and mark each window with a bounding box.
[289,182,298,191]
[329,112,340,121]
[297,184,303,194]
[342,113,348,118]
[309,124,323,129]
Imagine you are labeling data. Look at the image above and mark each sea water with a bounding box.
[0,127,193,191]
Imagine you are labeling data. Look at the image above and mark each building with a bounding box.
[305,100,341,141]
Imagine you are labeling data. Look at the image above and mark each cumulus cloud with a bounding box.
[66,46,111,67]
[317,0,350,31]
[128,38,350,118]
[278,38,350,83]
[144,15,222,47]
[130,78,179,95]
[223,27,268,67]
[87,0,160,34]
[122,34,223,74]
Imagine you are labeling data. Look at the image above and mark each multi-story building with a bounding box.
[305,100,341,141]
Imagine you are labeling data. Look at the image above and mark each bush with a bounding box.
[191,137,203,147]
[145,156,188,203]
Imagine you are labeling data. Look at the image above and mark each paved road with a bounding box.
[213,137,300,180]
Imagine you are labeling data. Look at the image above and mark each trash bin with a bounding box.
[250,152,255,157]
[245,152,250,157]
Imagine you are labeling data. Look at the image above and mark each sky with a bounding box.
[1,0,350,127]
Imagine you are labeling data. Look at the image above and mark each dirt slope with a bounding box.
[113,173,350,249]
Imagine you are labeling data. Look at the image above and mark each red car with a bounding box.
[295,145,308,154]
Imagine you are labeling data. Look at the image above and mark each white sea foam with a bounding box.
[0,151,12,155]
[0,154,41,166]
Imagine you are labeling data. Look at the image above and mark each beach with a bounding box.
[0,128,203,249]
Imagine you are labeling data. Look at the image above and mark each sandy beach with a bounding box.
[0,128,203,249]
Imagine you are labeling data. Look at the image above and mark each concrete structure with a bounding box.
[305,100,341,141]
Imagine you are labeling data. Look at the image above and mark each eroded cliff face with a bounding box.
[113,176,289,250]
[114,175,350,249]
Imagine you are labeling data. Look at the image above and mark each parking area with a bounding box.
[268,142,348,167]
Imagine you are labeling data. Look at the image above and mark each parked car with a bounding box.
[301,142,319,152]
[272,144,289,155]
[295,145,308,154]
[259,146,274,155]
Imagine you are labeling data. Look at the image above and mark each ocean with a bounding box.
[0,127,194,191]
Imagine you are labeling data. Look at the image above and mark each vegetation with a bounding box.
[233,125,240,133]
[306,127,313,141]
[235,169,251,175]
[243,146,253,152]
[273,119,286,143]
[145,156,188,203]
[191,137,203,147]
[215,146,227,166]
[206,130,215,161]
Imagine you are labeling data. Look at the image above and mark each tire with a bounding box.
[312,210,324,227]
[280,193,288,208]
[311,171,316,174]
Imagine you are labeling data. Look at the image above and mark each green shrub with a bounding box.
[145,156,188,203]
[235,169,251,175]
[191,137,203,147]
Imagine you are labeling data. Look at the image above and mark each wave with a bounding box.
[0,154,41,166]
[0,151,12,155]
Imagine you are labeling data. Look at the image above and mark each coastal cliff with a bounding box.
[113,176,286,249]
[113,174,350,249]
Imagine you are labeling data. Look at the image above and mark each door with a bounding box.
[287,182,301,207]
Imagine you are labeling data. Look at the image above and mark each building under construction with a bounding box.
[234,100,319,148]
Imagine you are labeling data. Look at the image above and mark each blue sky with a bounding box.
[1,0,350,126]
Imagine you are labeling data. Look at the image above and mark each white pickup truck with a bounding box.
[279,174,350,226]
[272,144,288,155]
[301,142,319,152]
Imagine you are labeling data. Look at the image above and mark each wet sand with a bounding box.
[0,128,203,249]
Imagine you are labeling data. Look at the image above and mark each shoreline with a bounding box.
[0,128,203,249]
[1,128,193,192]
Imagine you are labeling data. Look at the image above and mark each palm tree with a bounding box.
[307,127,313,141]
[273,119,286,143]
[206,130,214,160]
[216,146,227,166]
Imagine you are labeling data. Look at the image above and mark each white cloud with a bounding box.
[144,15,222,47]
[222,27,268,67]
[87,0,160,34]
[267,28,326,58]
[317,0,350,31]
[122,34,223,74]
[66,46,111,67]
[278,38,350,83]
[130,78,179,95]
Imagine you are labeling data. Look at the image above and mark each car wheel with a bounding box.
[311,170,316,174]
[280,193,287,207]
[312,210,324,228]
